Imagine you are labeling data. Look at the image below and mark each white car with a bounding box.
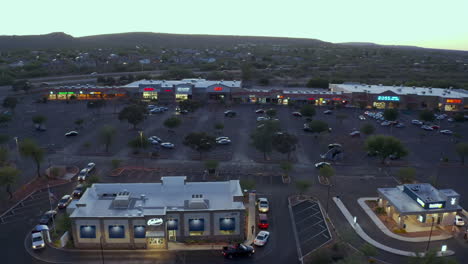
[455,215,465,226]
[257,198,269,213]
[31,232,45,250]
[85,162,95,172]
[149,136,162,143]
[315,162,331,169]
[381,121,391,126]
[349,131,360,137]
[216,137,230,141]
[77,169,88,181]
[411,120,423,125]
[358,115,366,120]
[323,110,333,114]
[216,139,231,145]
[421,125,434,131]
[447,118,454,122]
[253,231,270,246]
[65,131,79,137]
[257,116,268,122]
[440,130,453,135]
[160,142,175,149]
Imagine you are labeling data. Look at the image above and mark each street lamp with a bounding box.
[426,216,435,252]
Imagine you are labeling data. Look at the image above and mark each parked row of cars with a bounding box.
[148,135,175,149]
[148,105,169,114]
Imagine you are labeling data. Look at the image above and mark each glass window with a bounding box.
[189,219,204,236]
[167,219,178,230]
[80,225,96,238]
[108,225,125,239]
[220,217,235,235]
[134,225,145,238]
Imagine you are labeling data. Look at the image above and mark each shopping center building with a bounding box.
[330,83,468,111]
[377,183,462,231]
[69,176,245,249]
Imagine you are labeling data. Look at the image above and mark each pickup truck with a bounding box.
[222,243,255,259]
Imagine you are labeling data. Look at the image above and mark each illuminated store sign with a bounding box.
[164,89,172,92]
[416,198,425,207]
[144,88,155,91]
[377,96,400,101]
[58,92,75,95]
[428,203,444,209]
[307,98,315,101]
[214,87,223,91]
[147,218,164,226]
[177,87,190,93]
[451,198,457,205]
[446,99,461,104]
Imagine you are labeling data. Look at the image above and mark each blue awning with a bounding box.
[167,219,178,230]
[219,218,235,231]
[189,219,205,231]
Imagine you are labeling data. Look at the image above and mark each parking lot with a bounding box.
[290,200,332,259]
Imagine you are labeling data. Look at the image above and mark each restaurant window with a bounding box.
[219,218,235,235]
[108,225,125,239]
[143,91,158,100]
[373,102,386,109]
[80,225,96,238]
[167,219,178,230]
[134,225,145,238]
[176,94,188,101]
[188,219,204,236]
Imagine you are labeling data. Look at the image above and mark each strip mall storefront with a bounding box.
[47,88,127,100]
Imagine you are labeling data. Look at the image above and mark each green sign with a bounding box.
[58,92,75,95]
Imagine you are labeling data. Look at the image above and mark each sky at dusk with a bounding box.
[2,0,468,51]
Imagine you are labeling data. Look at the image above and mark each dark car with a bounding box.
[224,110,236,117]
[73,184,84,198]
[57,195,72,209]
[38,210,57,225]
[65,131,79,137]
[222,243,255,259]
[292,112,302,117]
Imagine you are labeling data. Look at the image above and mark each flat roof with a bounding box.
[123,79,242,89]
[331,83,468,98]
[70,176,244,218]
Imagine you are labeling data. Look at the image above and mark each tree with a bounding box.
[214,122,224,130]
[335,113,348,125]
[0,147,8,166]
[455,142,468,164]
[0,114,12,125]
[383,108,399,121]
[319,165,335,183]
[99,125,117,152]
[300,104,316,117]
[178,100,200,112]
[265,109,277,118]
[183,132,216,159]
[163,116,182,131]
[204,160,219,174]
[0,134,9,145]
[74,118,84,128]
[250,120,280,160]
[365,135,408,163]
[280,161,293,177]
[419,110,435,123]
[240,179,255,191]
[32,115,47,125]
[19,139,44,178]
[360,123,375,135]
[12,79,31,92]
[128,135,150,150]
[118,104,147,129]
[307,120,329,134]
[397,167,416,183]
[2,96,18,111]
[0,167,20,199]
[273,133,298,160]
[296,180,311,196]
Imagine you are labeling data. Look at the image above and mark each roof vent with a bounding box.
[112,191,131,208]
[187,198,209,209]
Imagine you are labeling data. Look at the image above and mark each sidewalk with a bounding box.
[357,197,452,242]
[245,192,256,245]
[333,197,454,257]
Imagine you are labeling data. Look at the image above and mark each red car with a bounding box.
[258,214,269,229]
[430,125,440,130]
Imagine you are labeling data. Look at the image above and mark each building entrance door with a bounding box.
[146,231,166,249]
[168,230,176,241]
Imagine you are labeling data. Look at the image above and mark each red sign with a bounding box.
[307,98,315,101]
[214,87,223,91]
[332,97,342,101]
[143,88,155,91]
[164,89,172,92]
[446,99,461,104]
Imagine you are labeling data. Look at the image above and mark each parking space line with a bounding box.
[300,229,329,245]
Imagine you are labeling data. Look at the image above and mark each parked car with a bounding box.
[150,108,163,114]
[447,118,454,122]
[323,110,333,115]
[38,210,57,225]
[35,124,47,131]
[31,231,45,250]
[258,214,269,229]
[222,244,255,259]
[57,195,72,209]
[381,121,391,126]
[430,125,440,130]
[160,142,175,149]
[216,139,231,145]
[255,109,265,114]
[411,120,423,125]
[257,198,269,213]
[455,215,465,226]
[315,162,331,169]
[257,116,268,122]
[73,184,84,198]
[358,115,366,120]
[395,123,405,128]
[440,130,453,135]
[65,131,79,137]
[149,136,162,143]
[328,143,342,149]
[421,125,434,131]
[292,112,302,117]
[85,162,96,172]
[349,131,360,137]
[253,231,270,246]
[77,169,88,181]
[216,137,230,141]
[224,110,236,117]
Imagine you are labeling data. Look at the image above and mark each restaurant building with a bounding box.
[69,176,245,249]
[377,183,462,231]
